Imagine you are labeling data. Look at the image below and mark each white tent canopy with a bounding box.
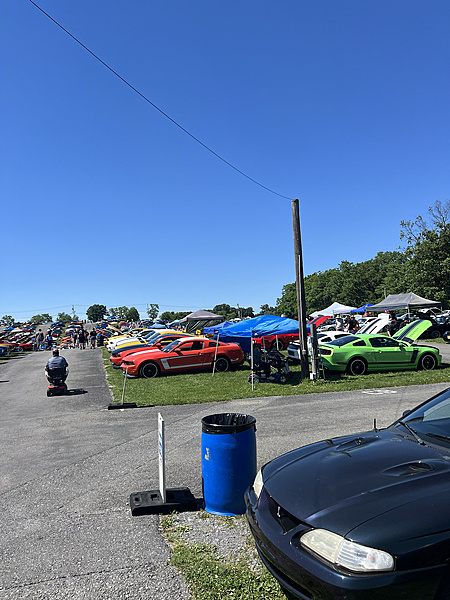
[311,302,358,317]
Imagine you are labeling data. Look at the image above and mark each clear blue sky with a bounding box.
[2,1,449,321]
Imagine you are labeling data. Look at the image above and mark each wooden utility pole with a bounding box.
[292,199,309,379]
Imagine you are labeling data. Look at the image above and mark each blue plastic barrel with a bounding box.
[201,413,257,516]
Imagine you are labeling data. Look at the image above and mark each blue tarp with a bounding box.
[211,315,299,353]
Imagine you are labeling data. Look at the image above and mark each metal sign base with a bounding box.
[130,487,197,516]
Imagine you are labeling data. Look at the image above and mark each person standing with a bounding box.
[388,315,399,337]
[89,329,96,349]
[348,315,358,334]
[35,329,44,351]
[44,331,53,350]
[78,327,86,349]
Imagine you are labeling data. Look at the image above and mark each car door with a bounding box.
[161,339,207,372]
[369,336,412,369]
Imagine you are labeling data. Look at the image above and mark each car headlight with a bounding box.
[253,469,264,500]
[301,529,394,572]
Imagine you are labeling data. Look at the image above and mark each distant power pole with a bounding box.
[292,199,309,380]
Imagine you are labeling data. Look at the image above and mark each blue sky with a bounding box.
[2,1,449,321]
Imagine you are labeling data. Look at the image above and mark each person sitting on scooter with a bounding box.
[45,349,68,374]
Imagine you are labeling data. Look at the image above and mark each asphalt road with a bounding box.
[1,346,450,599]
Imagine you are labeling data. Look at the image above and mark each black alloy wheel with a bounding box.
[140,362,159,378]
[215,357,230,372]
[346,357,367,376]
[419,353,437,371]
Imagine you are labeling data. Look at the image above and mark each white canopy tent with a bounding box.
[311,302,358,318]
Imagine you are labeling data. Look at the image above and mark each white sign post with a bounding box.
[158,413,166,503]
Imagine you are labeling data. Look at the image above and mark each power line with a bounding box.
[28,0,293,201]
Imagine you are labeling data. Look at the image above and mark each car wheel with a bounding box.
[346,357,367,376]
[139,362,160,378]
[280,374,287,384]
[430,329,441,339]
[419,353,437,371]
[215,357,230,372]
[271,339,284,351]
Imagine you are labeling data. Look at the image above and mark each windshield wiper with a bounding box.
[398,420,426,445]
[424,432,450,444]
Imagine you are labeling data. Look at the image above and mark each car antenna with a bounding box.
[373,418,377,431]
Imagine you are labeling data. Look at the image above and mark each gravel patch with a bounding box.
[160,510,261,572]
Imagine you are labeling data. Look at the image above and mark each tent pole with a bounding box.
[212,333,220,376]
[251,336,254,391]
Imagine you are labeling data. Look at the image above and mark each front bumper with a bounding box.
[245,487,443,600]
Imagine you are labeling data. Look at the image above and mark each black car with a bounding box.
[245,387,450,600]
[419,315,450,340]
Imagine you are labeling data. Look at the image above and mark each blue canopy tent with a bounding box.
[211,315,299,353]
[351,303,374,313]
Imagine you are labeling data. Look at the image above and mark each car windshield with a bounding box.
[435,316,448,325]
[162,340,183,353]
[325,335,360,347]
[394,387,450,449]
[143,332,160,343]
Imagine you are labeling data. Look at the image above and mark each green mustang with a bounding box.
[319,319,442,375]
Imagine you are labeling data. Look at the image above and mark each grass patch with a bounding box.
[102,347,450,407]
[170,542,286,600]
[161,513,287,600]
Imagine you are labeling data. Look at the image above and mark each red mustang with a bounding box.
[121,336,244,378]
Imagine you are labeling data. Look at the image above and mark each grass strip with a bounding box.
[102,347,450,407]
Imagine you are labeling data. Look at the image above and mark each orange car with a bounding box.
[121,336,244,378]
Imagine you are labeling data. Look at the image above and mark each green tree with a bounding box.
[1,315,14,326]
[109,306,129,320]
[146,304,159,320]
[258,304,278,316]
[86,304,107,322]
[276,283,298,318]
[57,312,73,324]
[160,311,190,322]
[399,200,450,308]
[126,307,140,322]
[30,313,53,324]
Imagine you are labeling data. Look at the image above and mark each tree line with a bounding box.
[277,200,450,318]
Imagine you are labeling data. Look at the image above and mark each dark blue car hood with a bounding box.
[263,429,450,554]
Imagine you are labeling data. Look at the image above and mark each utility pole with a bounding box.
[292,199,309,380]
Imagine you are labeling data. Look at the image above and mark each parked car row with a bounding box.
[105,327,245,378]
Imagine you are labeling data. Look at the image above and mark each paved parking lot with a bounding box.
[1,346,449,599]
